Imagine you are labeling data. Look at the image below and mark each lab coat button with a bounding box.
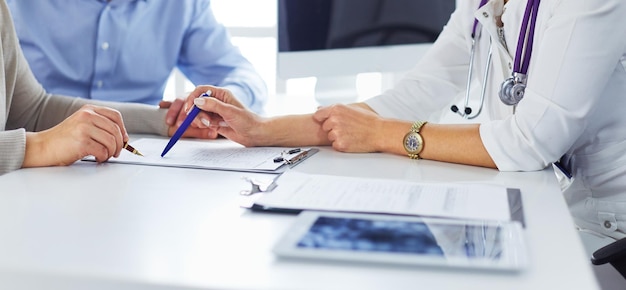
[482,12,489,18]
[604,220,612,229]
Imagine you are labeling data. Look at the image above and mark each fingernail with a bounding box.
[194,98,206,106]
[201,118,211,127]
[166,117,173,125]
[219,121,228,127]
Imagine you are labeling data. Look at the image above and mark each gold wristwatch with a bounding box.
[403,121,427,159]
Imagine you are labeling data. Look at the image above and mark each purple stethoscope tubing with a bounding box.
[499,0,540,105]
[452,0,540,118]
[515,0,540,75]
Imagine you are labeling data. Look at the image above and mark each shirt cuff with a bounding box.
[0,129,27,175]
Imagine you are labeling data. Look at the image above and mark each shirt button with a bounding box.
[96,81,104,88]
[101,42,110,50]
[604,220,612,228]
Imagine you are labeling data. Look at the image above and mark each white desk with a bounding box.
[0,140,599,289]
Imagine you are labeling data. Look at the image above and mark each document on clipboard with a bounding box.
[83,138,317,173]
[250,172,525,225]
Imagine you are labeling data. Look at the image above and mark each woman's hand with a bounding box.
[22,105,128,168]
[183,85,266,146]
[313,104,388,152]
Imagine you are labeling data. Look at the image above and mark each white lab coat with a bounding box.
[365,0,626,239]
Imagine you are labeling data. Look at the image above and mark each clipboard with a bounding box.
[82,138,319,174]
[244,172,526,227]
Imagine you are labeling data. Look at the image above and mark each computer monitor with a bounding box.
[277,0,456,104]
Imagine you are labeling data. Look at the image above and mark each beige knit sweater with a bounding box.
[0,0,169,175]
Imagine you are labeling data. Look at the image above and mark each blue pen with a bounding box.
[161,91,212,157]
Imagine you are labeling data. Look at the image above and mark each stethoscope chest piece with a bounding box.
[499,72,527,106]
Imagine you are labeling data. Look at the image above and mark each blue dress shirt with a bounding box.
[7,0,267,113]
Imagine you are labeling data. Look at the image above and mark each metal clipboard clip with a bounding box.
[272,148,310,165]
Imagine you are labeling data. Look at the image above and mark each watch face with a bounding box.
[403,132,423,154]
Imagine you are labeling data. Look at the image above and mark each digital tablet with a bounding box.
[273,211,528,271]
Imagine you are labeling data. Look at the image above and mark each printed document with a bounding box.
[85,138,314,173]
[254,172,514,221]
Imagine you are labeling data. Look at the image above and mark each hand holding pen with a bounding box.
[22,104,139,169]
[180,85,264,148]
[161,90,215,157]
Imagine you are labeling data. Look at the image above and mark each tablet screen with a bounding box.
[274,212,527,271]
[296,216,502,259]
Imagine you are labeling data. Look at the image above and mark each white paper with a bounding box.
[256,172,513,221]
[87,138,311,173]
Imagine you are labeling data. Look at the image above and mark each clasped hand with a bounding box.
[313,104,386,152]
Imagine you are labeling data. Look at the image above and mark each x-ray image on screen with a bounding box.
[296,216,505,260]
[296,217,445,255]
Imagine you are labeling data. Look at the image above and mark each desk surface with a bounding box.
[0,139,599,290]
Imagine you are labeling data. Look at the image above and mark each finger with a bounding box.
[158,100,171,109]
[183,127,220,139]
[193,96,237,116]
[326,128,337,142]
[313,106,331,122]
[192,111,213,128]
[84,107,125,157]
[169,124,219,139]
[206,112,226,128]
[82,138,110,163]
[186,113,227,130]
[90,106,128,139]
[165,99,184,126]
[213,126,243,145]
[183,86,213,113]
[78,124,117,162]
[177,102,191,125]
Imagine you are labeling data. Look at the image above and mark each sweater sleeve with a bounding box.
[0,129,26,175]
[31,94,170,136]
[0,0,30,175]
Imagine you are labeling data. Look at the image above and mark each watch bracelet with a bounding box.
[411,120,427,132]
[406,120,427,159]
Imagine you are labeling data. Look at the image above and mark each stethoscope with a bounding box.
[451,0,541,119]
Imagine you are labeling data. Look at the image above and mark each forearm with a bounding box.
[378,121,497,169]
[257,114,331,147]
